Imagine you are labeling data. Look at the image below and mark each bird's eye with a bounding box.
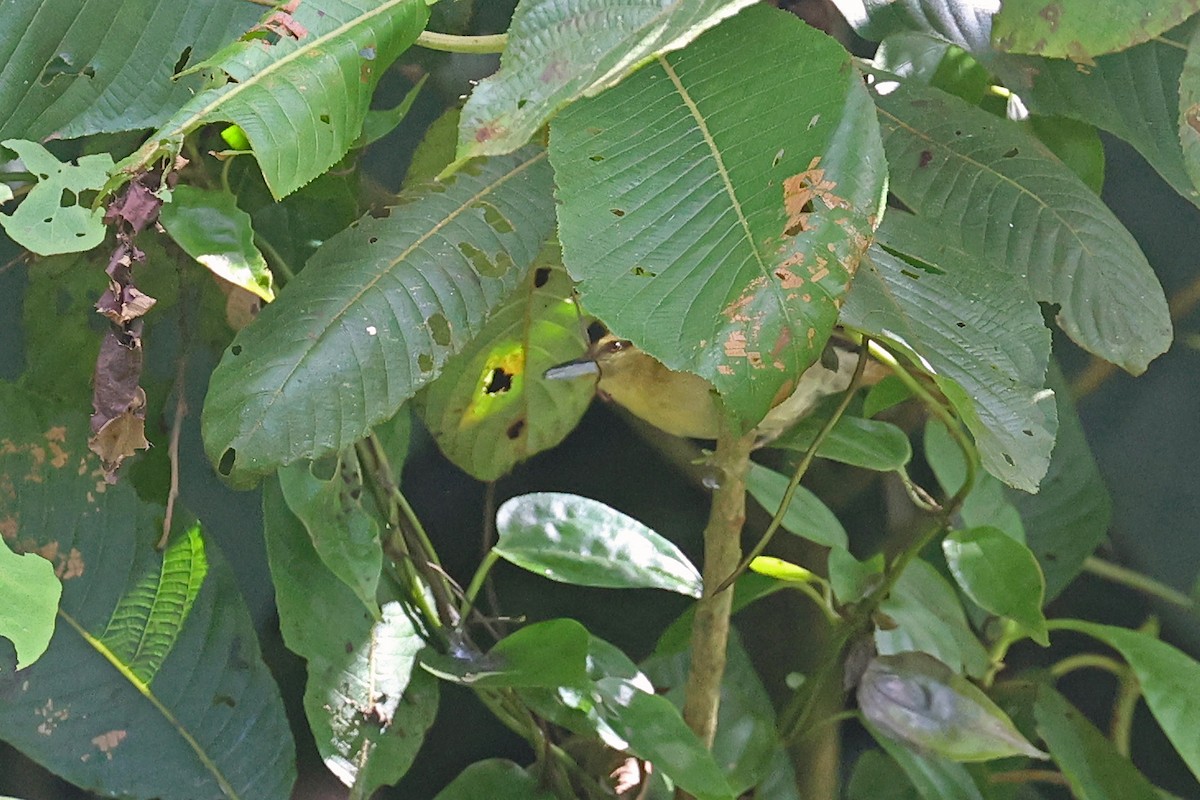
[608,339,632,352]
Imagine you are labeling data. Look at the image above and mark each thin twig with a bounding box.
[158,354,188,550]
[1083,555,1198,611]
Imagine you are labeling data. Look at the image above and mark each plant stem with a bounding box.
[1048,652,1126,680]
[1082,556,1197,611]
[681,426,757,749]
[415,30,507,54]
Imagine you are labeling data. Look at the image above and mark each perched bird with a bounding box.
[544,332,867,441]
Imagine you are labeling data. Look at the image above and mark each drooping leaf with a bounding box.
[870,76,1171,375]
[1052,619,1200,783]
[118,0,429,198]
[770,410,913,472]
[159,185,274,302]
[0,0,260,141]
[416,244,594,481]
[875,558,991,678]
[841,218,1056,492]
[992,0,1200,60]
[494,492,702,597]
[858,651,1047,761]
[0,382,295,800]
[0,542,61,670]
[432,760,555,800]
[420,619,590,689]
[943,527,1048,646]
[745,462,848,548]
[0,140,113,255]
[551,4,886,427]
[1032,683,1160,800]
[202,147,556,484]
[455,0,759,162]
[277,449,382,616]
[264,479,437,796]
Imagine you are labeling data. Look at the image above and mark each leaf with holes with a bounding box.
[871,76,1171,375]
[0,139,112,256]
[456,0,758,163]
[415,244,594,481]
[117,0,428,198]
[0,382,294,800]
[201,147,556,485]
[992,0,1200,60]
[0,541,61,670]
[550,4,886,428]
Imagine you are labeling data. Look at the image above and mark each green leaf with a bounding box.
[0,541,60,670]
[455,0,759,162]
[829,545,885,605]
[1180,21,1200,192]
[924,421,1028,543]
[1032,683,1160,800]
[494,492,702,596]
[277,450,382,615]
[202,147,556,484]
[0,0,260,140]
[745,462,847,548]
[875,558,991,678]
[550,5,886,427]
[421,619,590,689]
[871,76,1172,375]
[0,140,113,255]
[848,750,920,800]
[862,375,913,419]
[943,527,1048,646]
[159,185,275,302]
[0,383,295,800]
[416,245,594,480]
[264,479,437,795]
[1052,619,1200,783]
[842,219,1056,492]
[992,0,1200,60]
[771,411,913,472]
[120,0,429,198]
[859,651,1048,761]
[356,75,426,148]
[405,107,461,188]
[869,732,986,800]
[432,760,555,800]
[1026,115,1106,194]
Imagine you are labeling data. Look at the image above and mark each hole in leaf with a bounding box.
[59,188,77,207]
[484,367,513,395]
[319,113,331,124]
[1022,429,1034,436]
[516,98,527,109]
[173,46,193,75]
[610,208,625,217]
[1002,453,1015,466]
[231,344,243,356]
[772,149,785,167]
[588,154,605,162]
[368,207,390,219]
[1002,147,1018,158]
[427,313,452,347]
[418,353,434,372]
[955,321,966,328]
[506,419,526,439]
[218,449,237,476]
[368,236,378,244]
[533,267,551,287]
[630,265,657,277]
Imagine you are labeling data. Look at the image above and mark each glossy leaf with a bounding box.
[1033,683,1160,800]
[771,411,913,472]
[416,247,593,480]
[868,732,985,800]
[943,527,1048,646]
[875,558,990,678]
[277,450,382,615]
[871,76,1171,376]
[858,651,1047,762]
[0,542,61,670]
[202,147,556,484]
[494,492,702,597]
[159,185,275,302]
[432,760,555,800]
[841,218,1055,492]
[0,383,294,800]
[264,479,437,795]
[551,4,886,427]
[0,140,112,255]
[745,462,847,548]
[0,0,260,140]
[120,0,429,198]
[420,619,590,689]
[1053,619,1200,783]
[992,0,1200,60]
[455,0,758,162]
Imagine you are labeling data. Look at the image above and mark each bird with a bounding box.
[544,332,869,441]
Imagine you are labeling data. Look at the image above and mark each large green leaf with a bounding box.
[0,541,60,670]
[869,731,985,800]
[770,410,913,472]
[202,148,556,484]
[455,0,758,162]
[943,527,1048,646]
[0,383,295,800]
[992,0,1200,60]
[871,76,1171,375]
[494,492,703,597]
[550,4,886,427]
[1053,619,1200,783]
[264,479,437,796]
[432,760,555,800]
[420,619,590,689]
[841,217,1055,491]
[0,0,260,141]
[118,0,429,198]
[745,462,848,549]
[0,140,113,256]
[415,246,593,481]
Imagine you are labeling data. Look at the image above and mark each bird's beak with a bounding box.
[543,356,600,381]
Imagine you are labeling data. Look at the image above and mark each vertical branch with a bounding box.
[681,426,757,748]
